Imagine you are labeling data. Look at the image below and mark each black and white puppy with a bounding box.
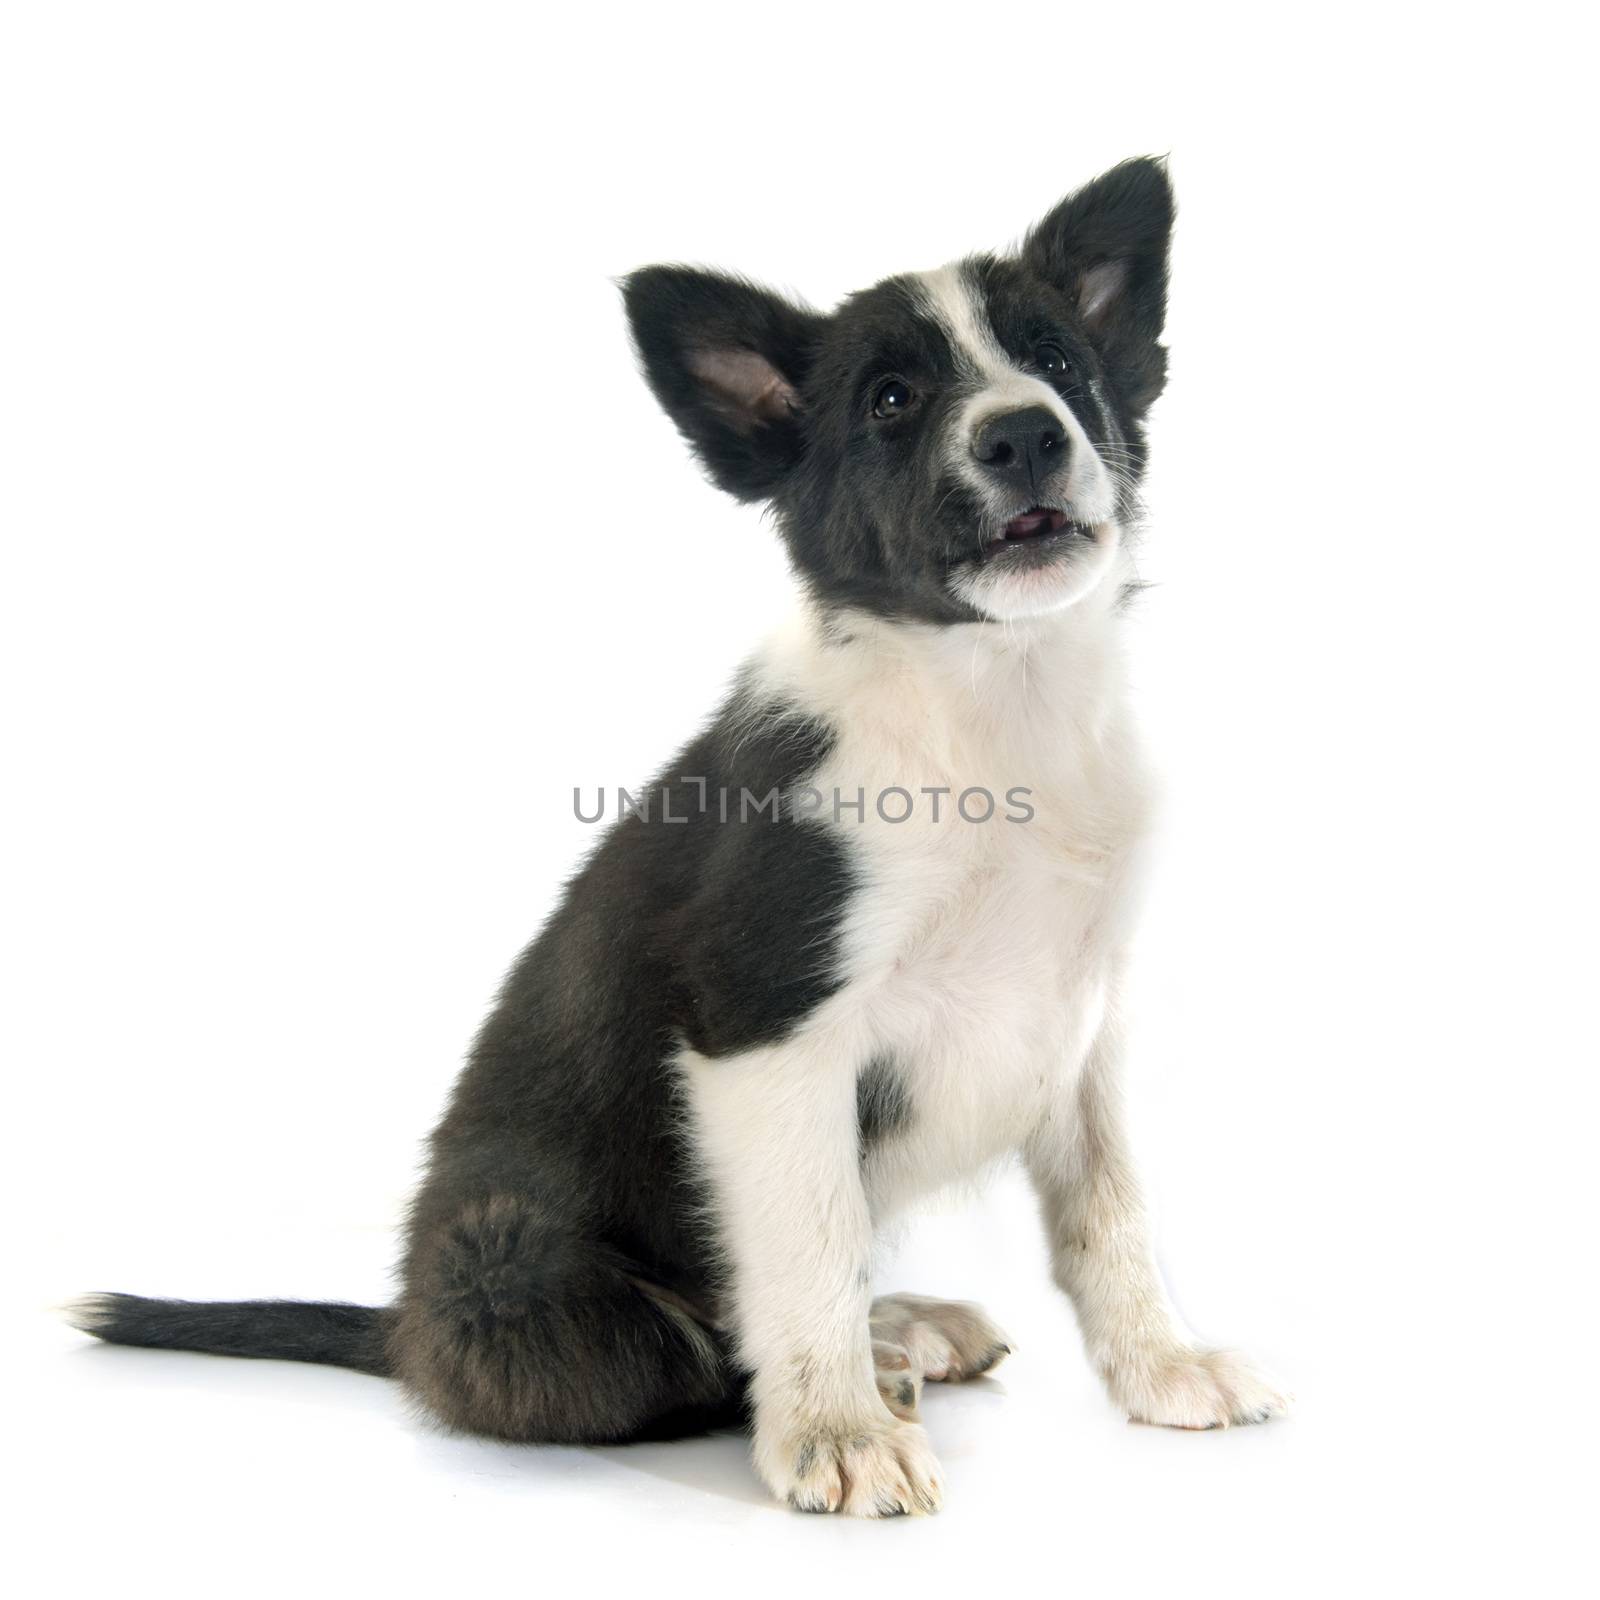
[75,157,1287,1517]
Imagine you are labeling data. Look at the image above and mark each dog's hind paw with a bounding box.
[869,1291,1013,1388]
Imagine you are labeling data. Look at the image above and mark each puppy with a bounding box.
[74,156,1287,1517]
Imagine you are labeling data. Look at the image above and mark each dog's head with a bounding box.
[624,158,1172,624]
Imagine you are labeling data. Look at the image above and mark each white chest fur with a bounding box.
[748,590,1153,1213]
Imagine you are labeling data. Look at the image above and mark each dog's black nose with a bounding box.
[971,406,1068,491]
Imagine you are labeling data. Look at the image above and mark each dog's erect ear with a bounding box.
[622,267,825,502]
[1023,157,1174,415]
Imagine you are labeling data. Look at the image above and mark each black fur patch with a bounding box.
[659,702,856,1057]
[857,1056,912,1157]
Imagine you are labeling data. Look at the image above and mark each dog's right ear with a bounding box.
[622,267,825,502]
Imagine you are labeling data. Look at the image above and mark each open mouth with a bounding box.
[985,506,1094,554]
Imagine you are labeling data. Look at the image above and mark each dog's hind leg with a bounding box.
[869,1293,1013,1420]
[390,1193,741,1444]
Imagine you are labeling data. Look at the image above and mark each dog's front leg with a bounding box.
[681,1040,943,1516]
[1025,969,1290,1429]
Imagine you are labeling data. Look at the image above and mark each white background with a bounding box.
[3,3,1595,1596]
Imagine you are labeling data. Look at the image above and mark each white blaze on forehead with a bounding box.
[914,264,1024,386]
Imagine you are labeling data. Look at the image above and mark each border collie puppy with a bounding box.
[75,156,1287,1517]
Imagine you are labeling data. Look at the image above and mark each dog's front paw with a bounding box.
[757,1415,944,1517]
[1108,1346,1290,1430]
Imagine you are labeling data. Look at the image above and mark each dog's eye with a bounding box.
[872,379,914,419]
[1036,343,1072,376]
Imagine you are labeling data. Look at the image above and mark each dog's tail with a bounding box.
[67,1293,392,1376]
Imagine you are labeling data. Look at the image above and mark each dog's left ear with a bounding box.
[1023,156,1174,415]
[622,266,825,503]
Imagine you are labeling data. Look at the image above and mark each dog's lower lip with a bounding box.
[1002,507,1068,540]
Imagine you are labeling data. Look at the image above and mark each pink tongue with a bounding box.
[1004,509,1059,538]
